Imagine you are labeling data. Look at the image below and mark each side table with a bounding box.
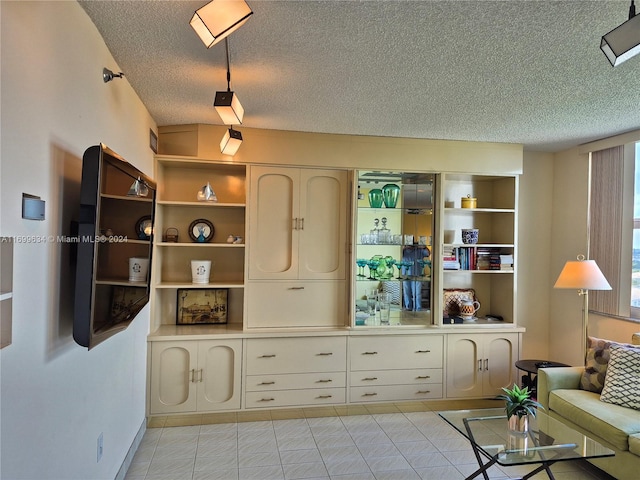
[515,359,570,398]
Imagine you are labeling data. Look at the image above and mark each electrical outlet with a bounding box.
[97,433,103,462]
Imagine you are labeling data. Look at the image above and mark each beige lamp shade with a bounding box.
[190,0,253,48]
[554,258,612,291]
[220,128,242,155]
[214,91,244,124]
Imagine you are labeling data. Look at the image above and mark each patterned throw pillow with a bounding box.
[580,336,634,393]
[600,345,640,410]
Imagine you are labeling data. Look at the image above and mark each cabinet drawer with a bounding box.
[349,336,443,371]
[350,384,443,403]
[246,281,346,328]
[246,337,347,374]
[245,388,346,408]
[246,372,346,391]
[350,369,442,387]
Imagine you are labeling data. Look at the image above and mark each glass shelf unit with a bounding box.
[354,171,435,327]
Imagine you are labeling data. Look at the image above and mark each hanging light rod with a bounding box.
[103,68,124,83]
[214,38,244,125]
[601,0,640,66]
[190,0,253,48]
[220,127,243,156]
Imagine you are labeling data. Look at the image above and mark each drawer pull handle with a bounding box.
[190,369,196,383]
[317,352,333,356]
[317,394,332,399]
[288,287,305,290]
[260,354,277,358]
[478,360,482,371]
[417,390,431,394]
[363,392,378,397]
[317,379,333,383]
[259,381,275,385]
[484,359,489,371]
[416,350,431,353]
[416,375,431,379]
[259,398,275,402]
[362,351,378,355]
[363,377,378,381]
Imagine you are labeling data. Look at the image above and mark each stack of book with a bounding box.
[499,254,514,271]
[443,246,460,270]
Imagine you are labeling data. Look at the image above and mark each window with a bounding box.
[631,143,640,315]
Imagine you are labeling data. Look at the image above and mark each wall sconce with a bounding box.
[601,0,640,66]
[103,68,124,83]
[190,0,253,48]
[214,38,244,124]
[220,128,243,156]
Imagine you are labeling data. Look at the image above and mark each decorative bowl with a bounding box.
[461,228,479,244]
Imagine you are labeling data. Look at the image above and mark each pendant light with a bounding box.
[190,0,253,48]
[220,128,243,155]
[214,38,244,125]
[601,0,640,66]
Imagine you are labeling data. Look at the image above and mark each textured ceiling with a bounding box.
[80,0,640,152]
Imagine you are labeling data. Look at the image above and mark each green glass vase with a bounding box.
[382,183,400,208]
[368,188,383,208]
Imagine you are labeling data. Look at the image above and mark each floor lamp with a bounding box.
[554,255,611,357]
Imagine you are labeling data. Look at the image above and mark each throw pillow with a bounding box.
[600,344,640,410]
[580,336,634,393]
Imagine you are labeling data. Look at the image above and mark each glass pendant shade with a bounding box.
[220,128,243,155]
[601,10,640,66]
[214,91,244,124]
[190,0,253,48]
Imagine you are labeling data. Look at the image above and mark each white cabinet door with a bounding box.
[150,341,198,414]
[197,339,242,411]
[248,166,347,281]
[446,333,518,398]
[150,339,242,414]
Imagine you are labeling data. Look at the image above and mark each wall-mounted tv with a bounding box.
[73,144,156,349]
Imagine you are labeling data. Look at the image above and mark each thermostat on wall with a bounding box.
[22,193,45,221]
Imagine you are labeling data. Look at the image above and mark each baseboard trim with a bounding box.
[114,419,146,480]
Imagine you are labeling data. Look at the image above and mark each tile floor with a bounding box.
[126,401,613,480]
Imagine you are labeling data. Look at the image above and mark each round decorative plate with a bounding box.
[135,215,153,240]
[188,218,214,243]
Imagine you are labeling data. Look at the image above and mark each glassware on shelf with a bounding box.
[356,259,367,277]
[370,218,380,244]
[379,217,391,244]
[368,188,383,208]
[366,259,380,280]
[366,288,378,316]
[382,183,400,208]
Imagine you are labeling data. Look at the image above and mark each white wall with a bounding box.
[1,2,156,479]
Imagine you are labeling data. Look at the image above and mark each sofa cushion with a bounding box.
[630,433,640,456]
[581,336,635,393]
[549,388,640,451]
[601,344,640,410]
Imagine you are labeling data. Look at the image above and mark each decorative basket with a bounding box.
[163,227,179,243]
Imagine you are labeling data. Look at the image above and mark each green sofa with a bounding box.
[538,364,640,480]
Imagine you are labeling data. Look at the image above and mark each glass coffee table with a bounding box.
[439,408,614,480]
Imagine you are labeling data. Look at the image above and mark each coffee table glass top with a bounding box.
[438,408,614,467]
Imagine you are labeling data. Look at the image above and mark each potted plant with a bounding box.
[497,384,543,434]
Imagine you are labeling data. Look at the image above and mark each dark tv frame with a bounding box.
[73,144,156,349]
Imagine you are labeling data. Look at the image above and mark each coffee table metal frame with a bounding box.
[438,408,614,480]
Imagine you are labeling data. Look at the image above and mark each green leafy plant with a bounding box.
[497,384,543,419]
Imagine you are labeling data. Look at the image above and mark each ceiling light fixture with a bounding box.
[214,38,244,125]
[601,0,640,66]
[220,127,243,156]
[190,0,253,48]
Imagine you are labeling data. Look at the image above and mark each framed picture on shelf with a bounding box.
[176,288,228,325]
[110,286,147,323]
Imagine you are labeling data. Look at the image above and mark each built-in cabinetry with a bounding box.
[149,339,242,414]
[246,166,349,328]
[151,157,247,330]
[349,335,443,402]
[354,172,435,327]
[1,240,13,348]
[439,174,517,325]
[244,336,347,408]
[446,332,519,398]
